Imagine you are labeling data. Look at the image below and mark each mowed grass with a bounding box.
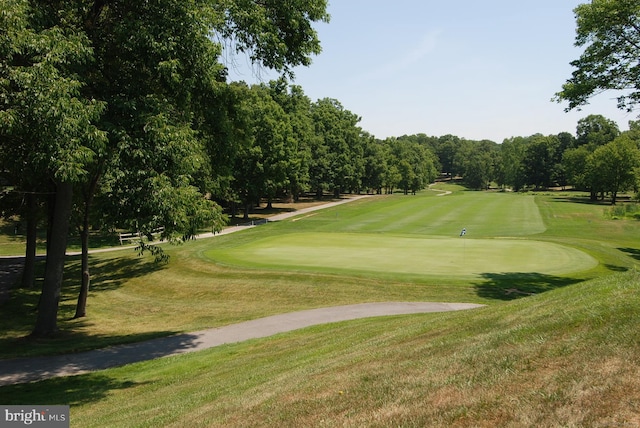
[2,271,640,427]
[2,186,640,425]
[276,188,546,237]
[1,187,637,359]
[207,233,597,279]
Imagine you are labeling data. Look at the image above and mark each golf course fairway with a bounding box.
[205,232,598,279]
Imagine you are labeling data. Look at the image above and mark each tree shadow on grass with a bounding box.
[64,254,167,293]
[618,247,640,261]
[474,272,584,301]
[0,373,144,406]
[0,254,167,358]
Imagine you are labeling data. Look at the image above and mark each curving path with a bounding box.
[0,196,372,303]
[0,302,483,386]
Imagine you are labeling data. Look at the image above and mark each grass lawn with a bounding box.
[1,185,640,426]
[2,271,639,427]
[206,232,597,279]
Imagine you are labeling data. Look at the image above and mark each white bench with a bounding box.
[119,231,140,245]
[119,227,165,245]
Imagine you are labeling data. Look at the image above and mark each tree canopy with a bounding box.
[555,0,640,112]
[0,0,330,336]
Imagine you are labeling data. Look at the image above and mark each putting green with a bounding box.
[205,232,598,278]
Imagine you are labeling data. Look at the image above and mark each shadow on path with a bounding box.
[0,301,484,386]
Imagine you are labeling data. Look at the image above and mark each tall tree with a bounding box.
[0,1,107,335]
[362,138,388,194]
[555,0,640,112]
[587,134,640,204]
[576,114,620,148]
[229,83,295,217]
[522,135,559,190]
[569,115,620,200]
[562,146,591,192]
[1,0,330,336]
[497,137,527,191]
[310,98,365,198]
[267,79,315,201]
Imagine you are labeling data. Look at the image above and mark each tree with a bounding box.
[1,0,330,336]
[362,138,388,194]
[587,135,640,204]
[310,98,365,198]
[267,79,315,201]
[463,151,494,190]
[228,83,295,218]
[436,135,462,179]
[215,0,329,77]
[390,139,437,194]
[0,1,107,335]
[563,146,591,192]
[498,137,528,191]
[555,0,640,112]
[576,115,620,148]
[522,135,559,190]
[567,115,620,200]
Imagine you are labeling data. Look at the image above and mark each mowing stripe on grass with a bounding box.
[288,191,546,238]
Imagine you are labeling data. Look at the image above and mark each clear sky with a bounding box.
[227,1,636,143]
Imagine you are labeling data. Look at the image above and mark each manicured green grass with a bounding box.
[206,232,597,279]
[1,187,638,359]
[273,189,545,237]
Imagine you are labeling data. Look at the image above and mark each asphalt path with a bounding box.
[0,196,372,299]
[0,194,486,386]
[0,302,484,386]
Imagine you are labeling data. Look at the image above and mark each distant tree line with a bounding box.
[403,114,640,205]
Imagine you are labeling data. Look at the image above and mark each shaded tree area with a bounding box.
[0,0,330,336]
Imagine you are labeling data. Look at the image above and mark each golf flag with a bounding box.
[460,228,466,236]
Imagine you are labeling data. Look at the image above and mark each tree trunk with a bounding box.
[32,181,73,337]
[74,218,90,319]
[21,193,38,289]
[75,172,100,319]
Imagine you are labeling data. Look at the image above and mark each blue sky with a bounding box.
[227,1,635,143]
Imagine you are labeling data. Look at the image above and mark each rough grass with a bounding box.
[2,270,639,427]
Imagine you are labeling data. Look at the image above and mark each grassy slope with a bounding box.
[2,271,639,427]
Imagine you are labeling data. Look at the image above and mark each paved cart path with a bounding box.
[0,196,372,301]
[0,302,484,386]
